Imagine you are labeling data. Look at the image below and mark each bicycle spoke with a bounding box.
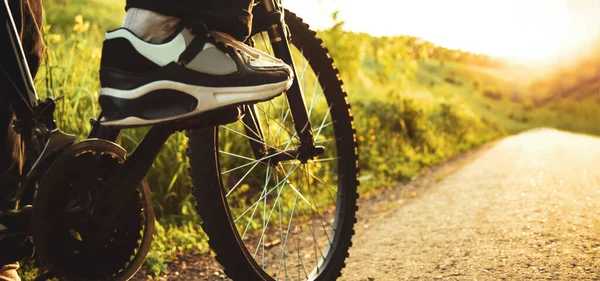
[279,193,302,277]
[219,150,255,162]
[295,165,337,220]
[222,125,279,151]
[221,149,288,175]
[278,163,334,247]
[307,80,325,116]
[271,98,295,146]
[226,161,261,197]
[234,164,300,223]
[314,105,334,141]
[298,49,310,82]
[241,112,267,142]
[257,103,296,141]
[277,165,315,212]
[240,166,272,240]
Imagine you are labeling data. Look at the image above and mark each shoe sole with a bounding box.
[99,79,293,128]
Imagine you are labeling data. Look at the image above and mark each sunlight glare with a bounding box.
[283,0,600,64]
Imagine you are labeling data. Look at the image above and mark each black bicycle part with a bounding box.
[242,104,268,159]
[187,10,359,281]
[32,139,154,281]
[252,1,317,155]
[88,114,122,143]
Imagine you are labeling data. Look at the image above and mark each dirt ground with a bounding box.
[134,128,600,280]
[341,129,600,281]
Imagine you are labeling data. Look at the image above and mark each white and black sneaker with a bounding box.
[98,28,293,127]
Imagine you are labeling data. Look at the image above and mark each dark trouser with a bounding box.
[1,0,43,208]
[0,0,43,272]
[126,0,255,40]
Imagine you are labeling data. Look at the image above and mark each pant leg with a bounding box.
[0,0,43,275]
[125,0,254,40]
[1,0,44,208]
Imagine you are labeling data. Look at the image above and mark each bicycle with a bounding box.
[1,0,359,280]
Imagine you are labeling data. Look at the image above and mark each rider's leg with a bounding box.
[121,8,181,43]
[98,0,293,127]
[124,0,255,40]
[0,76,23,281]
[1,0,44,202]
[0,0,44,279]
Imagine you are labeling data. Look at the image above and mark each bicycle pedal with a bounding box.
[170,105,244,130]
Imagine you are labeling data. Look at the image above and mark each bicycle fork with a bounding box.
[242,4,323,165]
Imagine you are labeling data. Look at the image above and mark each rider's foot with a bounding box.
[98,28,293,128]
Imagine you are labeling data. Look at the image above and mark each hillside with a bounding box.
[469,45,600,135]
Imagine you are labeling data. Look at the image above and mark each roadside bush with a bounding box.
[351,92,504,191]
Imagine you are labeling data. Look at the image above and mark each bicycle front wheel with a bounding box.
[187,11,359,281]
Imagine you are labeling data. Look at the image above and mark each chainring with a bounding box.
[32,139,154,281]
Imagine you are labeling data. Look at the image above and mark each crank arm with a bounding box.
[90,125,172,244]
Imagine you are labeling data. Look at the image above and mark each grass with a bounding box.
[43,0,125,32]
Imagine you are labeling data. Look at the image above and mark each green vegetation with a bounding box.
[318,22,507,188]
[18,1,598,278]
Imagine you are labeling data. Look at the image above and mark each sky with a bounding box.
[283,0,600,63]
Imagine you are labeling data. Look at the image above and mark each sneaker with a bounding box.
[98,28,293,127]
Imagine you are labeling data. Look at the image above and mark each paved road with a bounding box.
[341,129,600,281]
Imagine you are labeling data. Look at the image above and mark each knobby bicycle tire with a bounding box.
[187,11,359,281]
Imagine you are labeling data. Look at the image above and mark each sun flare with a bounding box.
[284,0,599,65]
